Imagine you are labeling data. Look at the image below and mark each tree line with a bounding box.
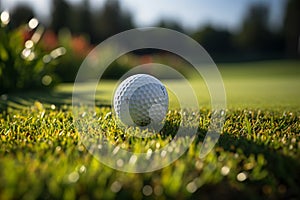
[2,0,300,62]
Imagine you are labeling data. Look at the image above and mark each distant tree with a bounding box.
[67,0,92,37]
[192,25,235,61]
[234,3,287,60]
[236,4,273,53]
[92,0,134,43]
[49,0,134,43]
[157,20,185,33]
[79,0,93,36]
[283,0,300,58]
[50,0,71,33]
[10,4,35,29]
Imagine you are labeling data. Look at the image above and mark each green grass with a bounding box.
[0,60,300,199]
[3,60,299,110]
[218,60,300,109]
[76,59,300,109]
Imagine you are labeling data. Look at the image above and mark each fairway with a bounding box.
[219,60,300,109]
[0,60,299,199]
[58,60,300,109]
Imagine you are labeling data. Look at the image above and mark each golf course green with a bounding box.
[0,60,299,199]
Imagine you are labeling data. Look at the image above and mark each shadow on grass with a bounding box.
[0,89,110,112]
[193,129,300,200]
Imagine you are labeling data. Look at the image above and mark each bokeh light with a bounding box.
[42,75,53,86]
[50,47,66,59]
[25,40,34,49]
[0,11,10,25]
[28,18,39,29]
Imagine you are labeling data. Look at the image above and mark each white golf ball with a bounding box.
[113,74,169,127]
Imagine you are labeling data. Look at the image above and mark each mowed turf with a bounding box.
[219,60,300,109]
[0,60,299,199]
[64,60,300,109]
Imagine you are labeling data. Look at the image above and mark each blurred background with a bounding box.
[0,0,299,93]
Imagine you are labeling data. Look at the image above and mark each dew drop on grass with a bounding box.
[113,146,120,155]
[50,104,56,110]
[79,165,86,174]
[68,171,79,183]
[104,112,111,120]
[142,185,153,196]
[121,143,126,149]
[160,150,167,158]
[167,146,173,152]
[111,181,122,193]
[42,75,52,86]
[218,155,225,162]
[25,40,34,49]
[174,146,180,153]
[40,111,45,119]
[80,112,87,118]
[129,155,137,164]
[156,142,160,149]
[78,145,85,152]
[116,159,124,167]
[146,149,152,160]
[221,166,230,176]
[0,94,8,100]
[278,184,287,194]
[237,172,247,182]
[59,131,64,136]
[43,55,52,63]
[244,162,254,170]
[154,185,163,196]
[195,160,203,170]
[262,185,272,195]
[221,110,225,116]
[55,146,61,153]
[186,181,197,193]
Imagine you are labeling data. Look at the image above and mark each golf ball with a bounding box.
[113,74,169,127]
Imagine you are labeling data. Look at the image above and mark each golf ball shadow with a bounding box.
[113,74,169,136]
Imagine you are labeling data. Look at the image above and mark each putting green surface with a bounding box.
[219,60,300,109]
[3,60,299,109]
[64,60,300,109]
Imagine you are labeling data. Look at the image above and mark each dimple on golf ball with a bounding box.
[113,74,169,127]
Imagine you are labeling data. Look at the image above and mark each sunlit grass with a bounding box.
[0,103,299,199]
[0,60,299,199]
